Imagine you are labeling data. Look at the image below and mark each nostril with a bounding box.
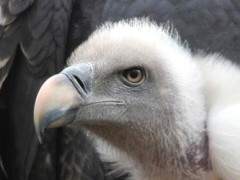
[73,75,87,93]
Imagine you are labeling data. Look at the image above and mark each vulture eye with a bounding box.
[121,67,144,86]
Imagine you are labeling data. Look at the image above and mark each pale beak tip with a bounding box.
[34,117,44,144]
[37,131,43,144]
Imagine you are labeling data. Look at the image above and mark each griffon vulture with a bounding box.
[34,18,240,180]
[1,0,240,180]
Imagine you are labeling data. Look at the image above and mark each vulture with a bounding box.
[1,0,240,180]
[34,18,240,180]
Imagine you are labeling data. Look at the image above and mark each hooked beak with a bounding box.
[34,63,92,142]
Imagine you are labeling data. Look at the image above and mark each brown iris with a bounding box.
[122,67,144,85]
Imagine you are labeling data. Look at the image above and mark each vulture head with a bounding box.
[34,19,209,179]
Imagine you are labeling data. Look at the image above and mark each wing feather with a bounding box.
[0,0,73,179]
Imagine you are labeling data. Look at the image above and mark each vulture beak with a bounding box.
[34,63,92,142]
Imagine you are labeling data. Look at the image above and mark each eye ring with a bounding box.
[121,67,145,86]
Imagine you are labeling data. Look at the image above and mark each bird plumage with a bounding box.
[195,54,240,180]
[0,0,74,179]
[34,18,240,180]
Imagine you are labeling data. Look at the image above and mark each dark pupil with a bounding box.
[129,70,140,79]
